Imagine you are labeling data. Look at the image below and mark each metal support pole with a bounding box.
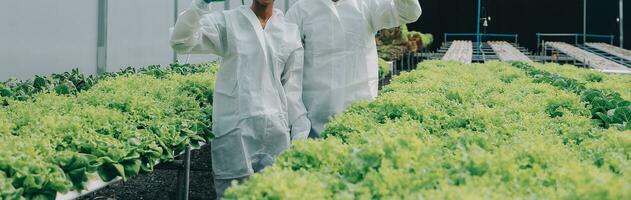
[390,61,394,78]
[620,0,624,48]
[404,55,407,71]
[96,0,108,74]
[444,34,447,46]
[583,0,587,43]
[476,0,481,55]
[405,54,412,71]
[536,33,540,54]
[414,54,418,69]
[225,0,230,10]
[183,147,191,200]
[611,36,614,45]
[543,44,546,63]
[176,147,192,200]
[515,35,518,44]
[285,0,290,12]
[412,55,416,70]
[408,54,412,70]
[393,60,397,75]
[173,0,179,63]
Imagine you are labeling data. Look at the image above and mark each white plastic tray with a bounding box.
[56,174,122,200]
[55,143,206,200]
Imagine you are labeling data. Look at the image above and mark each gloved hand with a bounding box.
[194,0,212,10]
[290,116,311,141]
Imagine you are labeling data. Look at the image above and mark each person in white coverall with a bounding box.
[170,0,311,198]
[286,0,422,137]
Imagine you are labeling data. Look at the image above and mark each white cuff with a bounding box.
[290,116,311,141]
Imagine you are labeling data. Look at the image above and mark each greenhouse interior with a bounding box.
[1,0,630,199]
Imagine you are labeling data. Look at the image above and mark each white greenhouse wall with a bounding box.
[0,0,98,80]
[0,0,301,80]
[106,0,176,72]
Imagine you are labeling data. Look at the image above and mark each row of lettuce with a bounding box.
[513,62,630,130]
[532,63,631,101]
[225,61,630,199]
[0,64,209,105]
[0,63,218,200]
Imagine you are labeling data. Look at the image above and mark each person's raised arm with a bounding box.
[281,28,310,141]
[170,0,227,56]
[367,0,422,32]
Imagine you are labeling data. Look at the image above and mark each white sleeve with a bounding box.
[170,0,228,56]
[285,6,304,38]
[282,30,310,141]
[367,0,422,32]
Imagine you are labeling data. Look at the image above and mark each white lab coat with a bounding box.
[170,2,309,179]
[286,0,422,137]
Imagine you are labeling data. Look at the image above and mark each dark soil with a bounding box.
[77,145,216,200]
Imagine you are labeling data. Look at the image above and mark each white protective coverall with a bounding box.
[286,0,422,137]
[170,0,310,197]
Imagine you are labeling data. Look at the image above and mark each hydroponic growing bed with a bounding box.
[223,61,631,199]
[2,61,630,199]
[0,63,217,200]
